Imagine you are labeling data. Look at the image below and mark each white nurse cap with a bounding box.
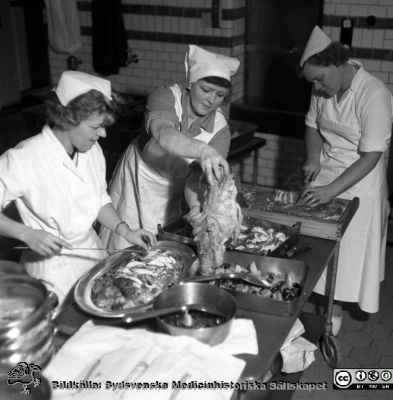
[55,71,112,106]
[185,44,240,83]
[299,26,332,68]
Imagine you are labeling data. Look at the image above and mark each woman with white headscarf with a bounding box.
[299,26,392,334]
[0,71,156,304]
[100,45,240,249]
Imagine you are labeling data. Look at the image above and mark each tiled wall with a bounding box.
[323,0,393,93]
[235,0,393,188]
[9,0,393,191]
[47,0,246,102]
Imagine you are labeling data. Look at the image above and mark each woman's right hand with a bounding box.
[199,145,230,186]
[302,158,321,184]
[23,228,72,256]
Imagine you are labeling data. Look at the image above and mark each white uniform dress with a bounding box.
[305,60,393,313]
[0,126,110,303]
[100,83,230,249]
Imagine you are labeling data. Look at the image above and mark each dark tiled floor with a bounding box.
[291,222,393,400]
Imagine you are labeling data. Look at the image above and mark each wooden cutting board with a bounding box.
[240,185,359,240]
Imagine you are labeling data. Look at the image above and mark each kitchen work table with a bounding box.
[228,120,264,185]
[52,234,337,400]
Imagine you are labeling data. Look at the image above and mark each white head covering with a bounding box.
[55,71,112,106]
[299,26,332,68]
[185,45,240,83]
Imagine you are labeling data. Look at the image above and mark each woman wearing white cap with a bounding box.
[0,71,156,303]
[299,26,392,334]
[101,45,240,248]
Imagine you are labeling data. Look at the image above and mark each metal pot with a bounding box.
[154,282,237,346]
[0,275,58,375]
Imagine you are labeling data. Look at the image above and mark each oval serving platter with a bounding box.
[74,241,196,319]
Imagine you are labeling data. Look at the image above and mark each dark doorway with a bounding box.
[21,0,50,89]
[244,0,324,113]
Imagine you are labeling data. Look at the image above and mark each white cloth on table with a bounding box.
[305,60,392,313]
[0,126,110,303]
[44,320,254,400]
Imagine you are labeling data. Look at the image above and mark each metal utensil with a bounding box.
[185,272,273,288]
[13,246,133,252]
[295,182,310,205]
[122,303,227,324]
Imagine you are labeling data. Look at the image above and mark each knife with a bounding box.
[13,246,134,252]
[295,182,310,206]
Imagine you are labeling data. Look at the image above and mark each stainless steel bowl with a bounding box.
[154,282,237,346]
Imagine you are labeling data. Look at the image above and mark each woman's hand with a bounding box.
[302,158,321,184]
[300,185,335,207]
[124,229,157,250]
[199,145,230,186]
[23,228,72,256]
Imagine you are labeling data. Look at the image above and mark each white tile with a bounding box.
[367,5,387,17]
[170,18,179,34]
[336,4,351,15]
[384,39,393,49]
[324,4,336,15]
[373,29,385,48]
[362,59,381,71]
[362,29,373,47]
[381,61,393,72]
[350,5,369,16]
[352,28,363,47]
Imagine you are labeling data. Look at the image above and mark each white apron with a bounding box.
[101,84,227,249]
[22,229,107,305]
[101,129,215,249]
[311,110,390,313]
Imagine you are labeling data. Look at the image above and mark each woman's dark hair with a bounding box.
[200,76,231,89]
[305,41,351,68]
[45,89,116,130]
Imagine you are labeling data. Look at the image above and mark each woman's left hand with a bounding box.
[124,229,157,249]
[300,185,335,207]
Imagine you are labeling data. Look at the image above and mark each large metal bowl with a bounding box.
[155,282,237,346]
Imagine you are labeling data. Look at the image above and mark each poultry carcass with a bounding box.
[188,174,242,274]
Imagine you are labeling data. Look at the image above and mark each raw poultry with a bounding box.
[187,174,243,274]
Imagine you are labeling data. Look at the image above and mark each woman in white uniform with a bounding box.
[0,71,156,304]
[100,45,240,249]
[299,26,393,334]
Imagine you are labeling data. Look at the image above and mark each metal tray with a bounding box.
[182,251,310,316]
[159,217,301,259]
[228,216,301,257]
[74,241,196,319]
